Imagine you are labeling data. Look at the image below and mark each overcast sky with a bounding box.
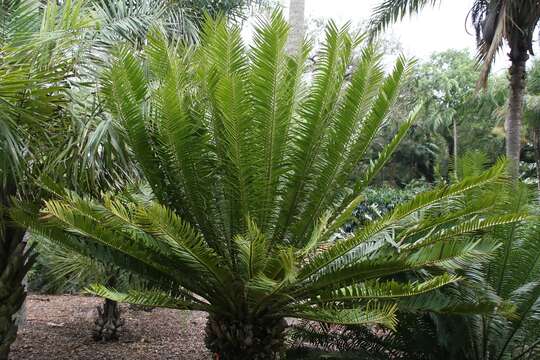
[280,0,510,73]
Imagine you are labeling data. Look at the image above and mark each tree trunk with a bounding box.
[205,314,288,360]
[93,298,123,341]
[453,117,458,177]
[533,126,540,194]
[93,272,123,341]
[506,45,529,180]
[285,0,305,55]
[0,220,32,360]
[444,134,454,179]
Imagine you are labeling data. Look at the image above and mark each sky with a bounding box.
[281,0,510,73]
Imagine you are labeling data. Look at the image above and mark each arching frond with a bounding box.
[33,14,529,349]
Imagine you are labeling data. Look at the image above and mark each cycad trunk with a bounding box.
[205,314,288,359]
[93,272,123,341]
[506,44,529,180]
[93,275,123,342]
[93,298,123,341]
[0,219,29,360]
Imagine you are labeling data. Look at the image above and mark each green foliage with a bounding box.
[369,1,540,76]
[91,0,263,46]
[352,182,430,227]
[290,154,540,360]
[378,50,506,183]
[27,12,528,356]
[22,0,262,296]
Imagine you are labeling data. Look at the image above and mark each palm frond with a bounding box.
[369,0,442,36]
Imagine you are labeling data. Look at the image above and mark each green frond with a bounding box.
[198,16,252,237]
[368,0,442,35]
[290,44,387,241]
[273,21,357,243]
[91,0,168,45]
[388,159,507,222]
[403,213,528,251]
[235,219,270,279]
[304,274,459,305]
[298,162,506,282]
[332,55,413,218]
[290,303,398,330]
[133,203,231,286]
[0,0,40,45]
[86,284,210,311]
[353,103,420,192]
[403,238,498,271]
[248,11,303,229]
[14,206,184,292]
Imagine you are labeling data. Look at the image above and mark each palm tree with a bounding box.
[285,0,306,54]
[92,0,263,46]
[31,13,525,359]
[370,0,540,180]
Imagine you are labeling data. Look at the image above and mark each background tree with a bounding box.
[285,0,305,54]
[370,0,540,180]
[372,50,506,184]
[524,60,540,193]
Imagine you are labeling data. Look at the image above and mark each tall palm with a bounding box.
[370,0,540,180]
[285,0,305,54]
[28,13,527,359]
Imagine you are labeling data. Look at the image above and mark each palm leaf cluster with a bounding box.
[31,12,527,358]
[289,153,540,360]
[471,183,540,360]
[287,313,444,360]
[369,0,540,88]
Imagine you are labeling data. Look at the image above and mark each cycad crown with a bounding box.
[34,12,526,359]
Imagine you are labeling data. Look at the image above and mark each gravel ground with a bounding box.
[10,294,211,360]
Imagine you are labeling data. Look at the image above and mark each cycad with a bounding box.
[34,13,525,359]
[288,154,540,360]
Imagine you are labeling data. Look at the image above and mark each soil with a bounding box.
[10,294,211,360]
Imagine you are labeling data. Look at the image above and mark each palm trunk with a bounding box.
[205,313,287,360]
[0,220,31,360]
[445,134,454,179]
[93,276,123,341]
[506,46,529,180]
[453,117,458,177]
[533,126,540,194]
[285,0,305,55]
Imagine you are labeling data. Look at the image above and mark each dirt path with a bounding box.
[10,294,211,360]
